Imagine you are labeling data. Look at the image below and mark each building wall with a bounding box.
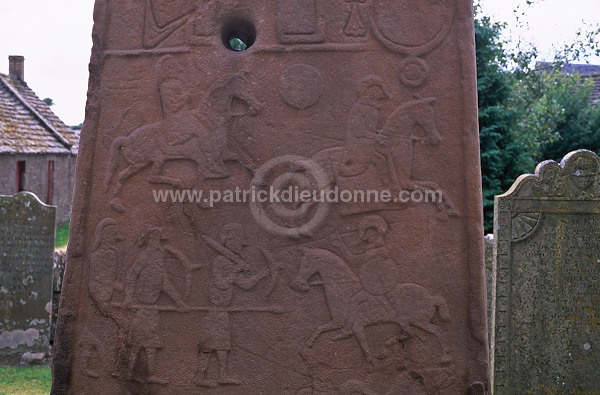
[0,153,76,224]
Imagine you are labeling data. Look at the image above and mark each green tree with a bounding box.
[476,16,528,231]
[475,5,600,232]
[537,75,600,160]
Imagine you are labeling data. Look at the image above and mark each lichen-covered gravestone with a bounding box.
[52,1,489,394]
[492,150,600,394]
[484,235,495,348]
[0,192,56,356]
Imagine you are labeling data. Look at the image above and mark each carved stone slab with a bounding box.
[52,1,488,394]
[0,192,56,355]
[491,150,600,394]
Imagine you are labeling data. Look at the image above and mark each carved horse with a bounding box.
[307,97,457,216]
[104,73,262,212]
[290,248,450,363]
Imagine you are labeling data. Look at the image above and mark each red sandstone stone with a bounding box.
[52,1,489,394]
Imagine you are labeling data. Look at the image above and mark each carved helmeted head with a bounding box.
[137,227,166,247]
[570,156,598,192]
[358,215,388,245]
[156,55,183,81]
[219,223,248,254]
[93,218,124,251]
[156,55,188,118]
[159,78,188,118]
[358,75,391,104]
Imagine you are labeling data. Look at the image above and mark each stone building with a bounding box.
[0,56,79,223]
[538,63,600,104]
[563,64,600,104]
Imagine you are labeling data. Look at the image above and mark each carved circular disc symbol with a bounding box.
[280,64,323,110]
[250,155,331,238]
[399,57,429,88]
[369,0,455,56]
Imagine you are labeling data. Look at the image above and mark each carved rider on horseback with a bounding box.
[336,215,400,339]
[339,75,392,186]
[157,76,229,178]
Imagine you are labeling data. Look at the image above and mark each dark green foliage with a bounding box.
[476,17,528,231]
[475,13,600,233]
[538,78,600,160]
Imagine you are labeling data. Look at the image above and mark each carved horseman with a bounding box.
[339,75,392,186]
[334,215,400,339]
[104,57,262,212]
[156,73,230,178]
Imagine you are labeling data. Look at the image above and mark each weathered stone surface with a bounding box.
[51,249,67,345]
[484,234,494,348]
[0,192,55,355]
[491,150,600,394]
[52,1,488,394]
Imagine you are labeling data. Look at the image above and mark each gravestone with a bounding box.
[52,1,489,394]
[491,150,600,394]
[0,192,56,356]
[484,234,494,348]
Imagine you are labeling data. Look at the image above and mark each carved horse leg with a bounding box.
[352,319,374,363]
[147,159,185,188]
[306,320,344,348]
[409,321,452,363]
[110,161,150,212]
[412,180,459,217]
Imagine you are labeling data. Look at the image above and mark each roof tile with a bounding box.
[0,73,79,155]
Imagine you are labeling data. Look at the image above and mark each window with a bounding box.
[16,160,26,192]
[47,160,55,205]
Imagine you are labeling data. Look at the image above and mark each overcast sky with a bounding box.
[0,0,598,126]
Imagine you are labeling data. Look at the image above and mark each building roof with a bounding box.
[560,64,600,105]
[588,73,600,105]
[537,62,600,105]
[0,72,79,155]
[562,64,600,75]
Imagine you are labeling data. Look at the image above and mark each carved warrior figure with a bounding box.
[195,223,271,387]
[335,215,400,336]
[308,75,458,218]
[104,56,262,212]
[89,218,125,313]
[123,227,197,384]
[291,216,451,363]
[339,75,392,185]
[88,218,130,379]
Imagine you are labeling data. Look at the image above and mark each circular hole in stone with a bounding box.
[221,17,256,52]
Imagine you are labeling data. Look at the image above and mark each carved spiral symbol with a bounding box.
[250,155,331,238]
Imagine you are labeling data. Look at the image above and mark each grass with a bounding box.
[0,366,51,395]
[55,221,69,249]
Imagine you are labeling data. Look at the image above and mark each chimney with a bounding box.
[9,56,25,81]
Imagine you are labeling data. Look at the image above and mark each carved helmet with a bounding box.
[358,75,391,100]
[219,223,248,246]
[358,215,389,239]
[137,227,167,246]
[93,218,124,250]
